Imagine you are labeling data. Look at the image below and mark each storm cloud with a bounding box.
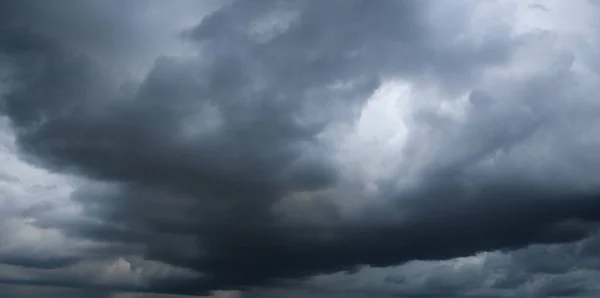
[2,0,600,297]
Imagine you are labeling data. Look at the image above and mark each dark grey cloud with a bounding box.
[0,256,78,270]
[2,0,600,297]
[237,231,600,298]
[0,283,109,298]
[0,283,230,298]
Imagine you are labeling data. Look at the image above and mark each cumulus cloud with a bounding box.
[2,0,600,297]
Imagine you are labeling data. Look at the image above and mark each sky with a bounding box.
[1,0,600,297]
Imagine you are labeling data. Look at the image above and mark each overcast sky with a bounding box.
[2,0,600,297]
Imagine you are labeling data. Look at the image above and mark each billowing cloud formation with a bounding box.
[2,0,600,297]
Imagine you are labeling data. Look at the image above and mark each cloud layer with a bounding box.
[2,0,600,297]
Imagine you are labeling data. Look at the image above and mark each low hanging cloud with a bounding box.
[2,0,600,297]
